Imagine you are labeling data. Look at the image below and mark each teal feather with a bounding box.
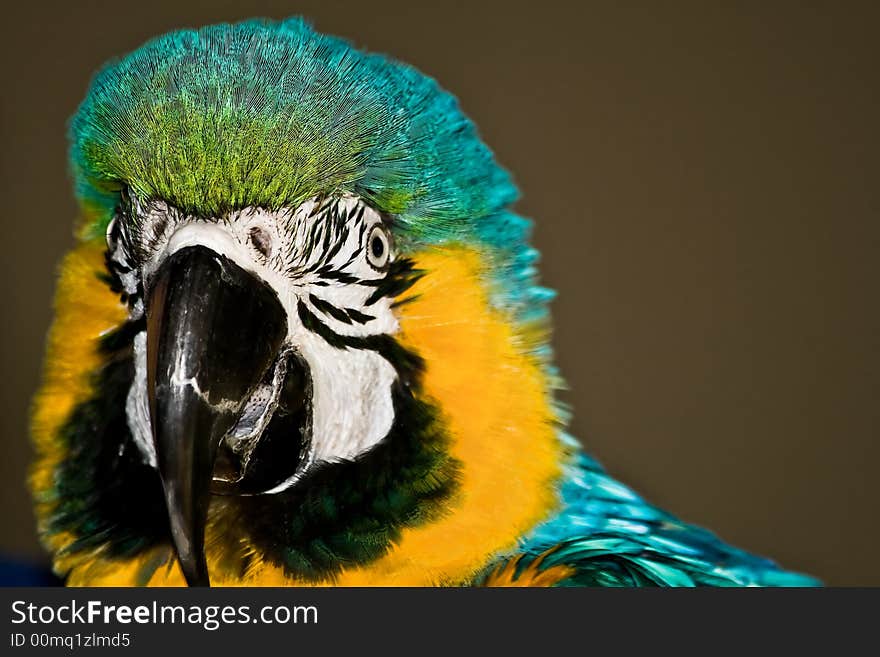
[69,17,535,321]
[492,439,821,586]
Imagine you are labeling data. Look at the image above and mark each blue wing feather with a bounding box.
[487,436,820,587]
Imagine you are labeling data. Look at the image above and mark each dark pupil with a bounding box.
[371,234,385,259]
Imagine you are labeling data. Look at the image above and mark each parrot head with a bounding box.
[30,18,565,586]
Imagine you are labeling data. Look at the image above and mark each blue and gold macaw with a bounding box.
[30,18,817,587]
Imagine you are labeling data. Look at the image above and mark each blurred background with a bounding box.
[1,1,877,585]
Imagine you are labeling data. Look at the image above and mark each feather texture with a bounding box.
[29,17,820,587]
[484,441,820,586]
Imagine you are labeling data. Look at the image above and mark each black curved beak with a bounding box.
[146,246,287,586]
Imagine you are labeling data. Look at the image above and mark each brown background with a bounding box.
[1,1,877,585]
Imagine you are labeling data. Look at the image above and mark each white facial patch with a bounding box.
[126,330,157,467]
[114,195,406,492]
[292,328,397,464]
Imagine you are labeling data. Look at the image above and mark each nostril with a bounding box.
[249,226,273,259]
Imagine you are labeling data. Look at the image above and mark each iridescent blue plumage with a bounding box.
[505,436,820,586]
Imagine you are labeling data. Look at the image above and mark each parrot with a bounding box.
[28,17,818,587]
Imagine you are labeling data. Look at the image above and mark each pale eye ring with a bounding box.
[105,216,119,251]
[366,224,392,269]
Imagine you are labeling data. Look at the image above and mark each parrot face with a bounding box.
[110,191,414,584]
[31,17,818,588]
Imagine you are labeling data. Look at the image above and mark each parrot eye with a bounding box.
[105,216,119,251]
[249,225,273,259]
[366,224,391,269]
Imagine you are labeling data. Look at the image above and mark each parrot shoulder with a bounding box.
[475,448,821,587]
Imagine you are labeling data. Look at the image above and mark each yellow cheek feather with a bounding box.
[324,244,564,585]
[30,238,128,572]
[33,241,564,586]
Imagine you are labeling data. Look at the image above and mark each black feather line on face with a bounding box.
[296,300,423,388]
[320,223,349,265]
[104,210,147,314]
[308,294,353,324]
[337,245,364,270]
[361,258,423,306]
[314,267,360,284]
[296,199,353,275]
[345,307,376,324]
[303,219,323,262]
